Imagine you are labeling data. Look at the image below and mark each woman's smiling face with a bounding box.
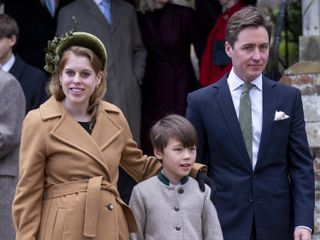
[60,52,101,109]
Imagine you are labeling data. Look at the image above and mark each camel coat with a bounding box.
[13,97,167,240]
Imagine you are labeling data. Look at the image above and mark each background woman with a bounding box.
[137,0,200,155]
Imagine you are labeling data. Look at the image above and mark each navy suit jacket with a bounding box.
[186,75,314,240]
[9,55,49,113]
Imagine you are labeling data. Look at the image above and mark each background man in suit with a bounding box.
[186,6,314,240]
[0,70,25,239]
[0,13,48,112]
[3,0,75,70]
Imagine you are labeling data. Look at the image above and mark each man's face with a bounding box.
[225,26,270,82]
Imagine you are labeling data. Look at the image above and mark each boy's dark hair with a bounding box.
[149,114,197,152]
[0,13,19,39]
[225,6,272,48]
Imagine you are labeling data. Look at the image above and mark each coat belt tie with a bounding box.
[44,176,137,238]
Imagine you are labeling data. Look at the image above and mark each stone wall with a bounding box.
[281,62,320,238]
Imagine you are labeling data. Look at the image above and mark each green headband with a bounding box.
[44,21,107,74]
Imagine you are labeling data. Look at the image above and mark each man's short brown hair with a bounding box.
[225,6,272,48]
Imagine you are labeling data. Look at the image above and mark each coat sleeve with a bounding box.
[0,77,25,158]
[288,90,315,229]
[129,185,147,240]
[202,185,224,240]
[12,110,47,240]
[118,110,162,182]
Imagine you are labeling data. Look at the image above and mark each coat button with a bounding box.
[106,203,113,210]
[174,206,180,211]
[175,225,181,231]
[177,187,184,194]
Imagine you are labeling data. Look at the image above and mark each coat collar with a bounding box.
[158,171,189,186]
[39,97,123,179]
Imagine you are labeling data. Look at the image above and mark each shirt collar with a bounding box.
[94,0,110,6]
[1,54,15,72]
[158,171,189,186]
[94,0,103,5]
[227,68,263,92]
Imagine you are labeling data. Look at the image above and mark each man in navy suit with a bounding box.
[186,6,314,240]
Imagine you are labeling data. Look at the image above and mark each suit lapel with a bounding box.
[9,55,23,80]
[84,0,111,28]
[214,78,252,167]
[110,0,121,33]
[256,78,277,168]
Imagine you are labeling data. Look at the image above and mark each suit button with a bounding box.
[174,206,180,211]
[175,225,181,231]
[249,197,254,203]
[178,187,184,194]
[105,203,113,210]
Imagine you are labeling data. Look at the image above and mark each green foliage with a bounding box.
[265,0,302,79]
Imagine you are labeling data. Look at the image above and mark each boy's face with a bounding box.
[155,138,196,185]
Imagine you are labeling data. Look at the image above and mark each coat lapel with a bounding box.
[41,98,113,179]
[255,77,277,168]
[91,102,122,150]
[214,78,252,167]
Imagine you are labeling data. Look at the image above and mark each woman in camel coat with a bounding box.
[12,31,204,240]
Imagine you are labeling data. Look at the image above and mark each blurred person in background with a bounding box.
[3,0,75,70]
[136,0,200,156]
[0,13,48,112]
[0,69,25,240]
[199,0,256,87]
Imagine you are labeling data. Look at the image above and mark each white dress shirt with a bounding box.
[1,54,15,72]
[227,68,263,169]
